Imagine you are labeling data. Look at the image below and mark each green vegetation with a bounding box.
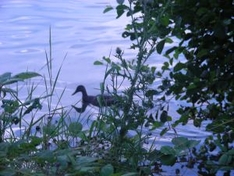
[0,1,233,176]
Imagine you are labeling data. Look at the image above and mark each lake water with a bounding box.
[0,1,217,175]
[0,0,132,114]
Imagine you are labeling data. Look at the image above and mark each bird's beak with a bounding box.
[72,91,77,95]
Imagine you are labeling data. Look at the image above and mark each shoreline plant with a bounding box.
[0,30,103,176]
[97,0,233,175]
[0,0,233,176]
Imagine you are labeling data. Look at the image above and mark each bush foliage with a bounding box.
[100,0,234,175]
[0,0,233,176]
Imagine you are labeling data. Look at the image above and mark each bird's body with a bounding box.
[72,85,115,108]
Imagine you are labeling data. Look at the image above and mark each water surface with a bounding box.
[0,0,129,84]
[0,2,214,175]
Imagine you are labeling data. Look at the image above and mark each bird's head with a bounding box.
[72,85,85,95]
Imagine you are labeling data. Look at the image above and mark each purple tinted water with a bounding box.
[0,1,216,175]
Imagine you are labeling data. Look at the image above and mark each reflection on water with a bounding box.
[0,0,212,163]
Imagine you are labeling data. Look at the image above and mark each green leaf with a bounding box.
[68,122,83,136]
[156,39,165,54]
[0,169,16,176]
[165,46,177,56]
[167,115,172,122]
[145,89,160,97]
[227,149,234,155]
[122,173,138,176]
[2,78,22,85]
[36,150,54,163]
[214,23,226,39]
[172,137,189,150]
[0,87,17,94]
[150,121,163,131]
[104,67,114,80]
[43,124,57,136]
[103,5,113,13]
[116,5,128,19]
[13,72,41,80]
[1,99,19,113]
[57,155,69,168]
[116,0,124,5]
[79,166,99,172]
[160,110,168,123]
[76,156,97,166]
[0,142,11,157]
[103,57,111,64]
[187,139,200,148]
[23,98,42,115]
[30,136,43,147]
[100,82,105,94]
[160,154,177,166]
[197,49,208,58]
[173,47,184,59]
[94,60,103,65]
[173,62,185,72]
[151,66,156,73]
[218,153,232,166]
[160,127,168,136]
[165,37,173,44]
[0,72,11,83]
[162,61,170,71]
[101,164,114,176]
[187,83,197,91]
[160,15,170,26]
[160,146,176,155]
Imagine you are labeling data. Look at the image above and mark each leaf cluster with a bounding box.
[101,0,234,175]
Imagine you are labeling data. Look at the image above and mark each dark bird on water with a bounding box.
[72,85,116,113]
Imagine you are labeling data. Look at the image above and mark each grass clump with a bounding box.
[0,33,105,176]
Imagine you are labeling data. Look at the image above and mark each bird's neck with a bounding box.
[80,89,89,102]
